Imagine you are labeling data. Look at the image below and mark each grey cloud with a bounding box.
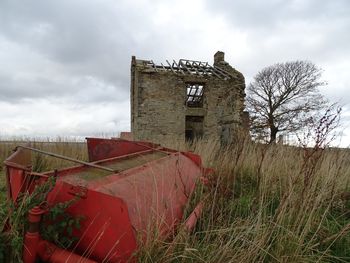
[0,71,127,103]
[0,73,62,101]
[204,0,350,69]
[204,0,350,30]
[0,0,218,105]
[0,0,186,106]
[0,1,141,103]
[0,0,156,87]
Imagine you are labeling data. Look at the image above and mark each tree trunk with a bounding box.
[269,126,279,143]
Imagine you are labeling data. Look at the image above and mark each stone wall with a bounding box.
[130,51,246,146]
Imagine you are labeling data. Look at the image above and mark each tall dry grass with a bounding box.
[0,138,88,262]
[0,138,87,172]
[137,138,350,262]
[0,135,350,262]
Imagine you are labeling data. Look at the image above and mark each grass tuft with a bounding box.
[0,136,350,262]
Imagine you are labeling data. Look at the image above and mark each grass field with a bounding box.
[1,137,350,262]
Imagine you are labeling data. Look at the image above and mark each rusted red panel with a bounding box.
[47,181,137,262]
[4,147,33,201]
[4,138,208,263]
[86,137,159,162]
[182,151,202,167]
[90,153,201,240]
[37,240,98,263]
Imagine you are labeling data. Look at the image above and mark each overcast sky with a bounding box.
[0,0,349,145]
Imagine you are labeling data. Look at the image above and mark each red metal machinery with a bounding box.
[4,138,207,263]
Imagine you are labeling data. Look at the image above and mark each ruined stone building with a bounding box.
[130,51,247,145]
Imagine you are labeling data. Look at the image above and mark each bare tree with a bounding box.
[247,61,328,143]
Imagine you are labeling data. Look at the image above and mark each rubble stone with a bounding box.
[130,51,247,145]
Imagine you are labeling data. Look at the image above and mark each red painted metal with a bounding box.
[23,205,98,263]
[86,137,160,162]
[23,232,40,263]
[47,181,137,262]
[184,202,204,232]
[23,204,47,263]
[37,240,98,263]
[4,138,208,263]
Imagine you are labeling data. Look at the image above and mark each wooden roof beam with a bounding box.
[179,60,193,74]
[166,60,176,74]
[173,60,185,74]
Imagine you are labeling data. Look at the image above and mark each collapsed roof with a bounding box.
[136,58,234,80]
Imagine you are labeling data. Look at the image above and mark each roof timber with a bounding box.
[143,59,234,80]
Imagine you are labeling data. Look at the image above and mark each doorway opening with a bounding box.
[185,116,204,141]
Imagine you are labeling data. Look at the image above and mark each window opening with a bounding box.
[186,83,204,108]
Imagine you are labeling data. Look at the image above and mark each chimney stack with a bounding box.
[214,51,225,65]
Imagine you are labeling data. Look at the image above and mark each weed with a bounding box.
[41,198,84,249]
[0,138,87,262]
[0,130,349,262]
[0,176,56,262]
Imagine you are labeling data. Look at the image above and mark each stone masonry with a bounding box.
[130,51,246,145]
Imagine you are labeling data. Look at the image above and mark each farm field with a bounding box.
[1,138,350,262]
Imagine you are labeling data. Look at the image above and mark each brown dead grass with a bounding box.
[1,137,350,262]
